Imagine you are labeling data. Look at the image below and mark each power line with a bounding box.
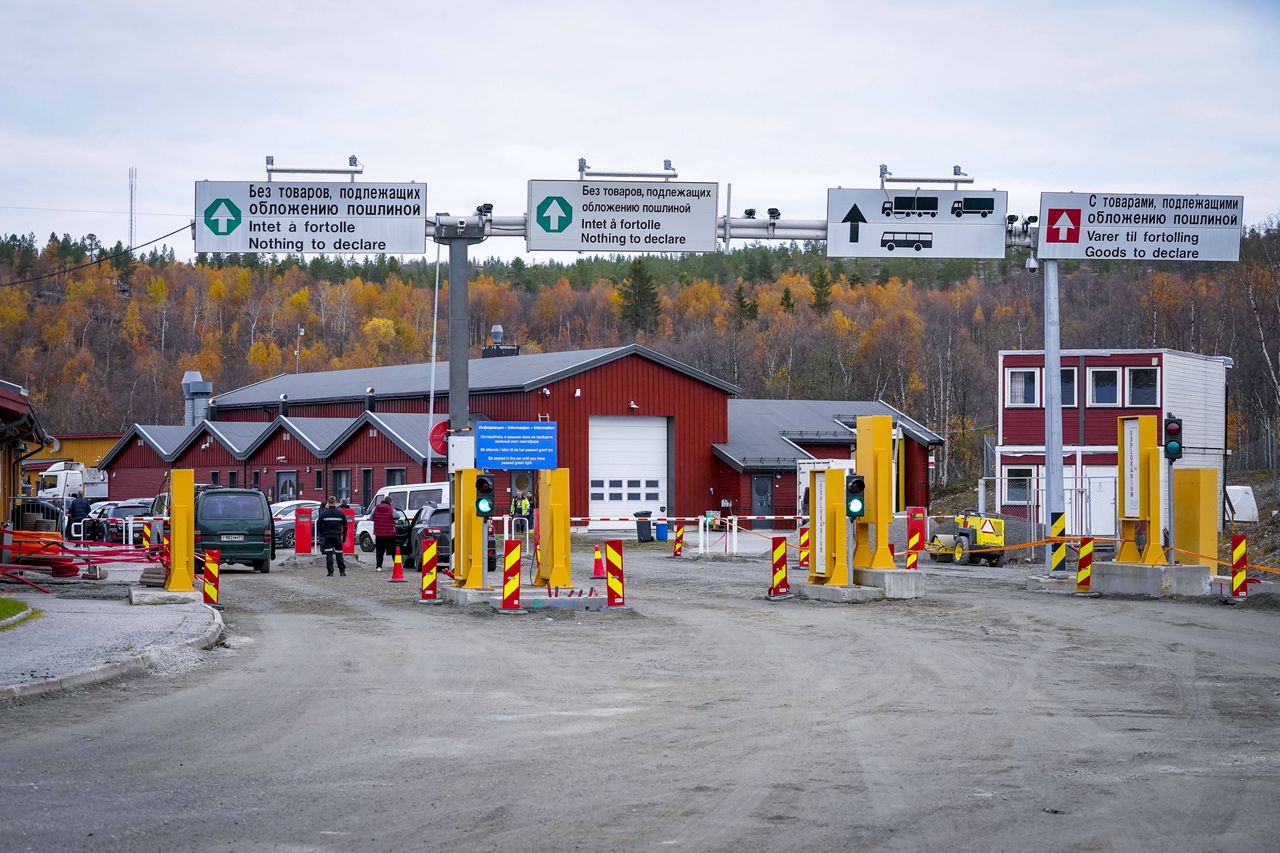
[0,223,192,289]
[0,204,189,218]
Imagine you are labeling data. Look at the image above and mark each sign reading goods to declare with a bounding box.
[195,181,427,254]
[1037,192,1244,262]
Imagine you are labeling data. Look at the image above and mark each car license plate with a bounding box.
[222,534,245,542]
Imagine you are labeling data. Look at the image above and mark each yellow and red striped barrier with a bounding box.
[605,539,625,608]
[1076,537,1093,592]
[502,540,522,611]
[798,526,809,569]
[1232,534,1247,598]
[202,548,222,609]
[768,536,792,600]
[673,523,684,558]
[419,538,439,603]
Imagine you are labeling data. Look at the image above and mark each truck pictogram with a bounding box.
[881,196,939,217]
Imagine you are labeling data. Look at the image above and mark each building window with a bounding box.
[386,468,407,487]
[1060,367,1077,408]
[591,491,604,501]
[252,470,261,490]
[228,471,238,488]
[1089,368,1120,406]
[1006,369,1039,407]
[331,469,351,504]
[1004,467,1035,505]
[315,470,325,491]
[210,470,220,486]
[1127,367,1159,407]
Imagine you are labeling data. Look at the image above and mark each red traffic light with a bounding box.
[1165,420,1181,437]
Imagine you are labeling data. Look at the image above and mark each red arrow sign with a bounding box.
[1045,208,1081,243]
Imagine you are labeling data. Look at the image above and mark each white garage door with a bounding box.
[588,416,667,529]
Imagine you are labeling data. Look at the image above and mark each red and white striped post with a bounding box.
[605,539,625,608]
[768,536,793,600]
[501,540,522,611]
[1232,534,1247,598]
[798,526,809,569]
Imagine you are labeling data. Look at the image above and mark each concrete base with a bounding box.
[794,581,883,604]
[1025,575,1081,594]
[440,586,494,606]
[1092,562,1211,598]
[488,592,627,613]
[853,568,926,599]
[129,588,200,605]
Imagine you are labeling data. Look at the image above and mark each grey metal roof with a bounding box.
[367,412,446,462]
[137,425,200,459]
[204,421,274,456]
[713,399,943,472]
[211,344,739,408]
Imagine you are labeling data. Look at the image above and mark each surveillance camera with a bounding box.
[1006,214,1019,225]
[1025,256,1039,273]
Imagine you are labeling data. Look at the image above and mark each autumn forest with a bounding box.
[2,222,1280,484]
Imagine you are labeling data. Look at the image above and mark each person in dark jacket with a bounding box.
[66,492,92,539]
[316,496,348,577]
[371,495,398,571]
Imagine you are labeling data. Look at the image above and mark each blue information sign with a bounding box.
[476,421,558,470]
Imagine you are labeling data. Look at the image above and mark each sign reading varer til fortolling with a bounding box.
[1036,192,1244,262]
[194,181,428,254]
[826,188,1008,259]
[527,180,719,252]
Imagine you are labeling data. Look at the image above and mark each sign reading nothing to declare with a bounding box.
[476,422,558,470]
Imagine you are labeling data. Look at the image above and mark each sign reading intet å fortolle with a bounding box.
[195,181,428,254]
[1037,192,1244,262]
[527,180,719,253]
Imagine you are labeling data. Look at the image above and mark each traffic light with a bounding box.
[845,474,866,519]
[1164,414,1183,461]
[474,473,496,517]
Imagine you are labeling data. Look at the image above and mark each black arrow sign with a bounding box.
[842,204,868,242]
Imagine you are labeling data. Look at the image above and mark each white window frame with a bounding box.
[1059,366,1078,408]
[1003,466,1037,505]
[1087,367,1121,407]
[1005,368,1040,408]
[1125,366,1161,408]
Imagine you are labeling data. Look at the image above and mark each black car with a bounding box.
[87,499,152,544]
[405,506,497,572]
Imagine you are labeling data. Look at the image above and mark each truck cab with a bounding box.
[37,462,108,501]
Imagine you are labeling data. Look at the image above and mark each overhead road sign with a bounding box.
[826,188,1007,259]
[194,181,427,254]
[527,180,719,253]
[476,421,559,470]
[1037,192,1244,262]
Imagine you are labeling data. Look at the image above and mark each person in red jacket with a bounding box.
[371,495,398,572]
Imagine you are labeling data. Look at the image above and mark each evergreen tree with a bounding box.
[780,286,795,314]
[619,257,659,333]
[732,283,759,330]
[811,264,832,313]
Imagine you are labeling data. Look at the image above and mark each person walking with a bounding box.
[66,491,92,539]
[316,496,348,577]
[372,495,398,572]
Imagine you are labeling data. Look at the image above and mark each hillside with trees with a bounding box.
[2,222,1279,486]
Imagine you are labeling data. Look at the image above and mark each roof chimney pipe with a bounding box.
[278,394,289,417]
[365,387,376,413]
[181,370,214,427]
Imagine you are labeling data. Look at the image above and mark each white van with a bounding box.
[356,482,451,551]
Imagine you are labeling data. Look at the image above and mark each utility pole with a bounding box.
[433,212,488,437]
[295,324,304,373]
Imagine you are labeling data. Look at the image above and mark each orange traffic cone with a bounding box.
[592,544,604,578]
[389,546,407,583]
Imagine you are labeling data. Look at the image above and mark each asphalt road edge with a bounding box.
[0,603,225,703]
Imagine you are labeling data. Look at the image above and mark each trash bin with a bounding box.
[655,507,668,541]
[634,510,654,543]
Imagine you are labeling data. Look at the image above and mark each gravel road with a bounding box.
[1,548,1278,852]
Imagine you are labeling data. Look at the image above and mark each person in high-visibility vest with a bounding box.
[510,491,532,521]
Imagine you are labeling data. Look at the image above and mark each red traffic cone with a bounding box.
[592,544,604,578]
[389,546,407,583]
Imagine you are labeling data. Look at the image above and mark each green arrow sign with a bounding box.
[535,196,572,233]
[203,198,242,236]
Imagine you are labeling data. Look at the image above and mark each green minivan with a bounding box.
[194,488,275,573]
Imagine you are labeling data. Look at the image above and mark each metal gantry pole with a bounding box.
[1042,258,1066,573]
[447,236,470,432]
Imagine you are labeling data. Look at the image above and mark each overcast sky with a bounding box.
[2,0,1277,263]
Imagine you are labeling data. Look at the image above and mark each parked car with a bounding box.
[271,499,322,549]
[86,498,152,544]
[193,488,275,573]
[356,482,451,551]
[404,506,497,573]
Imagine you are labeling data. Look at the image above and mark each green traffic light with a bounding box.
[848,497,864,513]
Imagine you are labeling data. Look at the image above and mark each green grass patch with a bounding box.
[0,598,29,621]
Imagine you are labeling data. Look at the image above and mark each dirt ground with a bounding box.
[1,546,1278,852]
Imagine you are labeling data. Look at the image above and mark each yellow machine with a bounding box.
[928,511,1006,567]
